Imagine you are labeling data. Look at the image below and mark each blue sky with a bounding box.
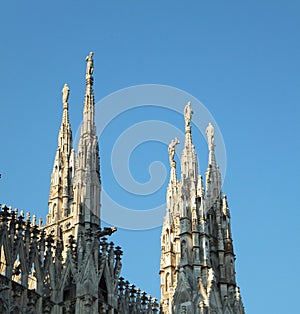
[1,1,300,313]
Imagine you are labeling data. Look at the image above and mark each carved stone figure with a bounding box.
[168,138,180,167]
[86,52,94,77]
[206,122,215,150]
[62,83,70,105]
[184,101,193,128]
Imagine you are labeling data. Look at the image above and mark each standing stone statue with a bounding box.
[62,83,70,106]
[206,122,215,151]
[184,101,193,128]
[168,138,180,167]
[86,52,94,78]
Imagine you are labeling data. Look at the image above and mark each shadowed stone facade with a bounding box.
[0,53,245,313]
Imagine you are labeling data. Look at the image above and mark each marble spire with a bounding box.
[46,83,75,242]
[73,52,101,229]
[205,123,222,208]
[181,101,198,183]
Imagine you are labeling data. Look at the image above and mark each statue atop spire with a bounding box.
[184,101,193,130]
[86,52,94,79]
[168,138,179,168]
[62,83,70,109]
[74,51,101,228]
[206,122,215,151]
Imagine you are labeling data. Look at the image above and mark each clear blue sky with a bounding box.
[1,1,300,313]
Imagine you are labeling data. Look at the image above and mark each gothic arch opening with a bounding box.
[99,275,108,303]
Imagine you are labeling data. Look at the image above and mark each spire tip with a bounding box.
[206,122,215,151]
[168,138,180,168]
[86,52,94,80]
[184,101,193,132]
[62,83,70,109]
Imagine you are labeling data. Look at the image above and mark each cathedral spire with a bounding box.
[83,51,96,133]
[73,52,101,229]
[168,138,179,185]
[206,122,216,167]
[159,138,181,313]
[44,53,101,258]
[46,83,74,242]
[205,123,222,207]
[60,83,72,154]
[161,105,244,314]
[164,138,181,226]
[181,102,198,183]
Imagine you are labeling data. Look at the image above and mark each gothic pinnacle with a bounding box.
[168,138,179,184]
[181,102,198,181]
[73,51,101,227]
[206,122,218,171]
[161,103,244,313]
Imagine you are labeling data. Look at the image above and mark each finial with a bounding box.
[184,101,193,131]
[206,122,215,151]
[85,52,94,79]
[168,138,180,168]
[62,83,70,109]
